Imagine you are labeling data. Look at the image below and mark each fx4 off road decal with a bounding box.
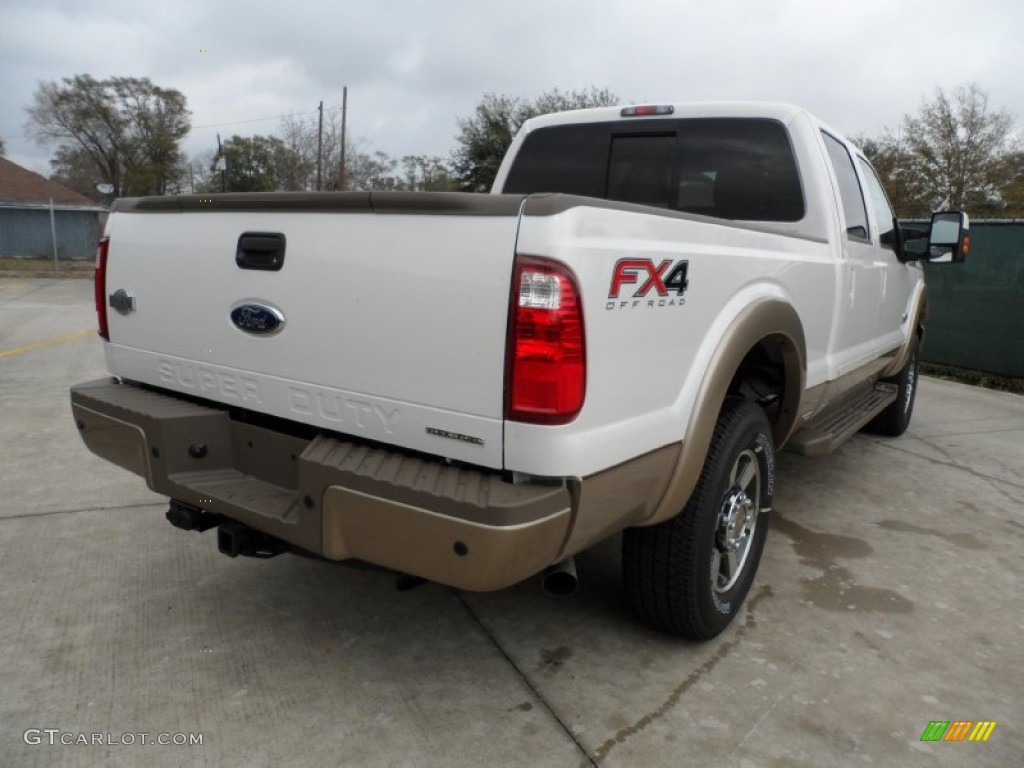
[607,258,689,310]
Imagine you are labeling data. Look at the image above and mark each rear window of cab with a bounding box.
[503,118,805,222]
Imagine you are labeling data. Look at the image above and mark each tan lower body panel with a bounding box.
[322,487,570,591]
[559,444,681,554]
[74,405,153,485]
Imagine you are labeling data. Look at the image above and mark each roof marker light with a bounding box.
[621,105,674,117]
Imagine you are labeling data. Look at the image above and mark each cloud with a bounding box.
[2,0,1021,176]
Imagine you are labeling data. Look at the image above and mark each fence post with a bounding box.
[49,197,60,275]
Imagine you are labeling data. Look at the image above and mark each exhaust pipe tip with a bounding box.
[542,557,578,598]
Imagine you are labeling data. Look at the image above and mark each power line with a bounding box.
[190,110,319,131]
[6,109,321,142]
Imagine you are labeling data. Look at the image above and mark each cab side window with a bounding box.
[857,158,898,252]
[822,132,870,242]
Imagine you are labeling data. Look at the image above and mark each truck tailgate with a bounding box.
[102,194,525,469]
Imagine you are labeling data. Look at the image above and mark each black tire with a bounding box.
[622,399,774,640]
[865,344,919,437]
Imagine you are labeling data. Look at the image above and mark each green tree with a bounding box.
[859,84,1019,217]
[451,87,618,192]
[25,74,190,197]
[0,135,5,156]
[116,78,191,195]
[215,134,297,192]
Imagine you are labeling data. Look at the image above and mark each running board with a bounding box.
[787,383,897,457]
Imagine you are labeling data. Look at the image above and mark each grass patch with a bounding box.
[0,257,94,275]
[921,363,1024,395]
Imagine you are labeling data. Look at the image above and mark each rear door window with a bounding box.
[857,158,897,247]
[822,132,870,242]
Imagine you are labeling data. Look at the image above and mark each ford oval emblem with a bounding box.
[230,302,285,336]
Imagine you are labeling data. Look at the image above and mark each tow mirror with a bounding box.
[898,211,969,264]
[926,211,969,263]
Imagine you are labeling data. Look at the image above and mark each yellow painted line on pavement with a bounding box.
[0,328,94,360]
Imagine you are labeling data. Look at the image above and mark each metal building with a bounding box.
[0,157,107,261]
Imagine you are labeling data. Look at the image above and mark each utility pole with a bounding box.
[338,87,348,191]
[316,100,324,191]
[216,133,225,192]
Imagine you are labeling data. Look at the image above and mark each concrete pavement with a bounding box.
[1,278,1021,767]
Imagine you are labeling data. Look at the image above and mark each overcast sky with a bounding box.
[1,0,1022,177]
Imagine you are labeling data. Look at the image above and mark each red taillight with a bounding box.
[95,236,109,340]
[506,256,586,424]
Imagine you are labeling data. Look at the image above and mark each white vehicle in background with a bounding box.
[71,102,968,639]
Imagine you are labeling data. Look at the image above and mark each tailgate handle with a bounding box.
[236,232,286,271]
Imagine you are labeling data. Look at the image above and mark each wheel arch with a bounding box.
[880,282,928,379]
[641,298,805,527]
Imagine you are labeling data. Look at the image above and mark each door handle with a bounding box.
[236,232,286,271]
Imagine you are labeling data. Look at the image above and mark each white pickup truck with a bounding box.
[71,102,968,639]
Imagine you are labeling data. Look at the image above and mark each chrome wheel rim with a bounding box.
[712,448,761,594]
[903,354,917,414]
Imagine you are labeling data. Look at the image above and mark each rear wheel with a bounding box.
[865,343,919,437]
[622,399,774,640]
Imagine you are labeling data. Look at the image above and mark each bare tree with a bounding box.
[400,155,455,191]
[184,149,219,194]
[345,148,400,191]
[860,84,1019,216]
[277,112,318,190]
[49,145,106,201]
[277,109,343,190]
[275,110,451,192]
[904,84,1015,210]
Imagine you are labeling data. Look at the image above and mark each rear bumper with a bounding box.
[71,378,571,590]
[71,378,680,590]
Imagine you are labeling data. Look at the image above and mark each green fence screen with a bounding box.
[918,220,1024,378]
